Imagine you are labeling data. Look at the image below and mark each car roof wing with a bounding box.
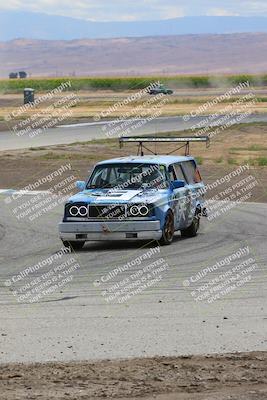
[119,136,210,156]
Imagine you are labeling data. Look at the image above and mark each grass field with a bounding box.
[1,74,267,93]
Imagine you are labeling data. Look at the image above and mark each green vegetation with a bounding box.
[258,157,267,166]
[254,97,267,102]
[41,152,69,160]
[230,145,267,152]
[248,145,265,151]
[1,73,267,93]
[170,96,262,105]
[40,151,100,161]
[215,157,223,163]
[195,156,203,165]
[227,158,238,165]
[243,157,267,166]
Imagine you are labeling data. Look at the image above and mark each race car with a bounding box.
[147,83,173,95]
[59,137,209,250]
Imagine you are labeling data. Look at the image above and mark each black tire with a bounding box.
[180,210,200,238]
[160,211,175,245]
[62,241,85,251]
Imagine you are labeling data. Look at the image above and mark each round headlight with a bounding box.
[78,206,88,216]
[139,205,149,216]
[69,206,79,216]
[130,205,139,216]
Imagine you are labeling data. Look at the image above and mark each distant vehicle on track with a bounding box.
[19,71,27,79]
[9,72,18,79]
[148,83,173,95]
[59,137,209,250]
[9,71,27,79]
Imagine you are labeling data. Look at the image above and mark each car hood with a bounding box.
[67,188,168,205]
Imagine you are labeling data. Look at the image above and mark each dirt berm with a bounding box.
[0,352,266,399]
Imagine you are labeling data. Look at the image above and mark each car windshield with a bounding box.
[87,163,169,190]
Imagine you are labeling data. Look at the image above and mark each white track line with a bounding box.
[0,190,51,195]
[56,116,185,129]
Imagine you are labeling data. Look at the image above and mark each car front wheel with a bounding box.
[62,241,85,251]
[160,211,175,245]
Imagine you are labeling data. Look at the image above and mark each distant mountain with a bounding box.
[1,33,267,78]
[1,11,267,40]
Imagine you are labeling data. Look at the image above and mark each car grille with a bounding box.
[88,204,126,219]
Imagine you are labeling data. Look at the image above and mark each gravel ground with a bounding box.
[0,352,266,400]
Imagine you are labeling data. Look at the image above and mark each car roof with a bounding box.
[96,155,195,166]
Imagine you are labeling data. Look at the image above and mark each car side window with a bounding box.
[173,163,186,182]
[181,161,198,184]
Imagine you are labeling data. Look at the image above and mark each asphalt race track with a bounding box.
[0,195,266,363]
[1,114,267,151]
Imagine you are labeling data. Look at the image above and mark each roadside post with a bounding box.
[24,88,35,105]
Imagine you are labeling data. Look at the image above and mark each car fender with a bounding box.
[151,190,174,230]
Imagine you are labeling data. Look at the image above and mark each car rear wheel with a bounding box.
[62,241,85,251]
[180,210,200,238]
[160,211,175,245]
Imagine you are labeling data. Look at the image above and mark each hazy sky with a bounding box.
[0,0,265,21]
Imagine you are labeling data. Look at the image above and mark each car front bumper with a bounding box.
[59,220,162,241]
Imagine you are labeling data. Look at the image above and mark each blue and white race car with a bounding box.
[59,137,208,250]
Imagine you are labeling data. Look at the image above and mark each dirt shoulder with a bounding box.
[0,352,266,400]
[0,123,266,202]
[0,88,267,133]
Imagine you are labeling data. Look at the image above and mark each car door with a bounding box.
[180,160,203,226]
[169,163,189,230]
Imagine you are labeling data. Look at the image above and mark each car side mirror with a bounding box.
[76,181,86,191]
[171,179,185,189]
